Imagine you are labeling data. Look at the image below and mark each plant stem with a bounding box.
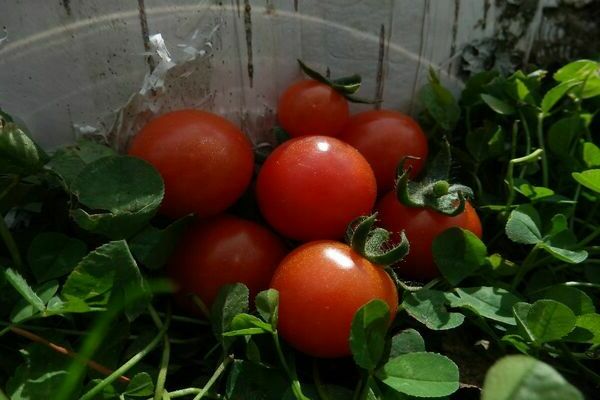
[560,343,600,386]
[535,113,549,187]
[505,149,544,208]
[165,313,209,326]
[312,360,331,400]
[511,245,540,289]
[0,212,24,273]
[570,184,581,231]
[80,307,171,400]
[564,282,600,290]
[191,355,233,400]
[272,332,308,400]
[517,110,532,179]
[9,326,130,383]
[149,306,171,400]
[150,388,221,399]
[0,321,86,336]
[578,224,600,248]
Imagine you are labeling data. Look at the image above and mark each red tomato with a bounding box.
[128,110,254,218]
[278,79,349,137]
[338,110,429,194]
[256,136,377,241]
[168,215,287,309]
[377,193,483,280]
[270,240,398,358]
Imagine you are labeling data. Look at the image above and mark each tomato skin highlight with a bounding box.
[338,110,429,194]
[167,215,288,309]
[270,241,398,358]
[128,110,254,219]
[377,193,483,280]
[256,136,377,241]
[277,79,349,137]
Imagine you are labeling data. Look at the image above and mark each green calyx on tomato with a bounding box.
[297,59,376,104]
[394,141,474,216]
[345,213,409,266]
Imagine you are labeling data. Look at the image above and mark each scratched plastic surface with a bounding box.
[0,0,497,149]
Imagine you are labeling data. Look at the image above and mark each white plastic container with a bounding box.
[0,0,501,149]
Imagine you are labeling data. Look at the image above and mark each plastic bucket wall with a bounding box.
[0,0,498,149]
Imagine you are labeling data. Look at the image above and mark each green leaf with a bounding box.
[526,300,576,343]
[389,329,426,358]
[513,178,555,201]
[223,313,273,336]
[539,215,588,264]
[532,285,595,316]
[402,290,464,330]
[466,125,505,162]
[227,360,289,400]
[505,206,542,245]
[4,268,45,313]
[460,70,500,107]
[541,80,581,114]
[70,155,164,239]
[572,169,600,193]
[61,240,149,319]
[448,287,520,325]
[582,142,600,168]
[554,59,600,98]
[547,116,584,157]
[10,280,58,322]
[255,288,279,328]
[211,284,249,347]
[27,232,87,282]
[565,313,600,344]
[0,122,47,176]
[350,299,390,371]
[72,155,163,213]
[109,242,150,321]
[125,372,154,397]
[554,60,597,82]
[128,215,192,270]
[47,139,116,186]
[419,71,460,131]
[481,355,583,400]
[481,94,515,115]
[513,302,535,341]
[432,228,487,285]
[71,209,156,240]
[6,344,82,399]
[376,352,459,397]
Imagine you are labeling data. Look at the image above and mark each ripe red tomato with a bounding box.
[377,193,483,280]
[278,79,349,137]
[270,241,398,358]
[168,215,287,308]
[256,136,377,241]
[338,110,429,194]
[128,110,254,219]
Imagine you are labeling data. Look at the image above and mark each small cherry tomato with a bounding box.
[128,110,254,219]
[168,215,287,309]
[270,240,398,358]
[338,110,429,194]
[377,193,483,280]
[256,136,377,241]
[278,79,349,137]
